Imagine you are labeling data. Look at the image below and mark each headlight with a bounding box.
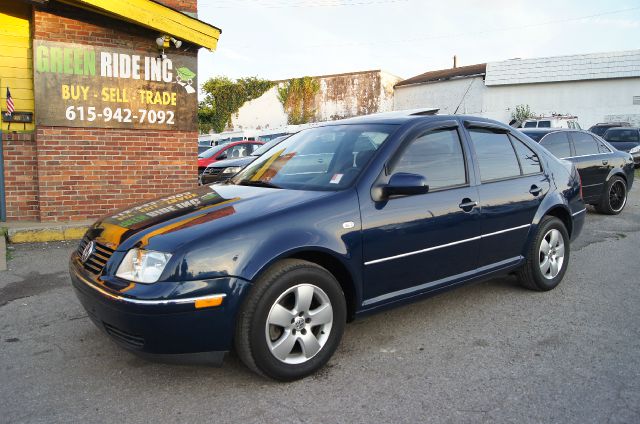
[221,166,242,175]
[116,248,172,283]
[630,145,640,154]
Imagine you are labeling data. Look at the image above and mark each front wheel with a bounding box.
[595,176,627,215]
[517,216,570,291]
[235,259,346,381]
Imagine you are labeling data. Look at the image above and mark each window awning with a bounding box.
[62,0,221,50]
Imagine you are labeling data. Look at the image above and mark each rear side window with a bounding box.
[572,132,599,156]
[393,129,466,190]
[538,121,551,128]
[540,132,571,158]
[596,139,612,154]
[469,129,520,182]
[510,137,542,174]
[523,121,537,128]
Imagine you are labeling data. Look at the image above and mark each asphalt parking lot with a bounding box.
[2,187,640,424]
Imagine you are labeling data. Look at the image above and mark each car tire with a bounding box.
[516,216,570,291]
[234,259,346,381]
[595,176,627,215]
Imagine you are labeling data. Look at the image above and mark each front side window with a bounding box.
[392,128,467,191]
[540,132,571,158]
[572,132,599,156]
[469,129,520,182]
[538,121,551,128]
[523,121,537,128]
[231,124,396,191]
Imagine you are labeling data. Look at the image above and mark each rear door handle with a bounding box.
[458,199,478,211]
[602,160,608,166]
[529,185,543,196]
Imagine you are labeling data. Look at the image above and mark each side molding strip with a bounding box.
[364,224,531,266]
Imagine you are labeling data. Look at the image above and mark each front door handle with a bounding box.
[458,198,478,211]
[529,185,543,196]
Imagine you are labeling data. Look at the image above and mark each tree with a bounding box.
[511,104,535,125]
[277,77,320,125]
[198,76,274,134]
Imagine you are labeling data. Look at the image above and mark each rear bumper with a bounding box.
[69,254,251,359]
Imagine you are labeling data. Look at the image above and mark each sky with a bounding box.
[196,0,640,93]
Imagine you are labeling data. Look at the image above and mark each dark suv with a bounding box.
[603,127,640,167]
[70,114,585,381]
[588,122,630,137]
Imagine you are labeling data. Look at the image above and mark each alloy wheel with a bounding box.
[265,284,334,365]
[539,229,565,280]
[609,180,626,212]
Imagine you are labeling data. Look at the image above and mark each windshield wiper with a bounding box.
[237,180,281,189]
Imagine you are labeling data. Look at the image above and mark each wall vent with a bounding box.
[633,96,640,105]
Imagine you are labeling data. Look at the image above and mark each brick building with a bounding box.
[0,0,220,222]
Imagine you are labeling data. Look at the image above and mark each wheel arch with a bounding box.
[250,247,360,322]
[543,205,573,237]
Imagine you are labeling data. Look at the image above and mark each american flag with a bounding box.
[6,87,15,115]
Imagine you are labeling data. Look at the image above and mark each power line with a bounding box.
[200,0,410,9]
[220,5,640,50]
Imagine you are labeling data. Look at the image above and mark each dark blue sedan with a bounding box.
[70,113,585,380]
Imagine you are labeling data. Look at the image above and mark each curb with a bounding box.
[6,225,89,244]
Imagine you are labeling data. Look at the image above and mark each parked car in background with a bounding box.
[602,127,640,167]
[588,122,630,137]
[200,136,290,185]
[70,113,585,380]
[197,141,264,175]
[198,146,212,155]
[522,116,581,129]
[521,128,635,214]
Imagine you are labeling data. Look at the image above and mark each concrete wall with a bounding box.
[229,71,401,132]
[482,78,640,128]
[394,76,486,115]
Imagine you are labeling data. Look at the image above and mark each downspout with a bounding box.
[0,130,5,222]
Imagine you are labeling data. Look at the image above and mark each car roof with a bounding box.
[604,127,640,130]
[315,110,512,128]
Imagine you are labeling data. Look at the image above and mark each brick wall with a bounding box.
[36,127,197,221]
[23,1,199,222]
[155,0,197,14]
[2,133,39,220]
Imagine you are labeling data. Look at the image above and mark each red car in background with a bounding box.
[198,141,264,175]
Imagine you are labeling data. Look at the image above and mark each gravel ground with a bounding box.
[1,189,639,424]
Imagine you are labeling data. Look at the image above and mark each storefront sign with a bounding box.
[33,40,198,131]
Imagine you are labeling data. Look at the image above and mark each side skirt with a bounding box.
[355,256,523,318]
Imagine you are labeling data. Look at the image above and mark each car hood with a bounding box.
[86,184,333,252]
[205,156,256,169]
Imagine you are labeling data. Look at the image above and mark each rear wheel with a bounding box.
[235,259,346,381]
[595,176,627,215]
[517,216,570,291]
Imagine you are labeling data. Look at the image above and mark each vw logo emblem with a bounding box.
[81,240,95,263]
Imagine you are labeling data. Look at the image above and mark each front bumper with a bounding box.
[69,253,251,360]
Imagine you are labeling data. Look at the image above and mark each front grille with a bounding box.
[103,323,145,349]
[77,237,115,275]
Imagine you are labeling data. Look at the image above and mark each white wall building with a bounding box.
[394,50,640,128]
[228,70,401,133]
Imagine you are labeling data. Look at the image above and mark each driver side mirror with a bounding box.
[377,172,429,200]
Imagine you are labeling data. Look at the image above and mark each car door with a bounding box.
[360,122,481,305]
[567,131,611,202]
[465,122,549,268]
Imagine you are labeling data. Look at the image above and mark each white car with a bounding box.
[523,117,581,129]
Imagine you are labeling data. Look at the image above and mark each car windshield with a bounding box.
[198,144,226,159]
[230,124,396,191]
[604,129,639,142]
[251,137,287,156]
